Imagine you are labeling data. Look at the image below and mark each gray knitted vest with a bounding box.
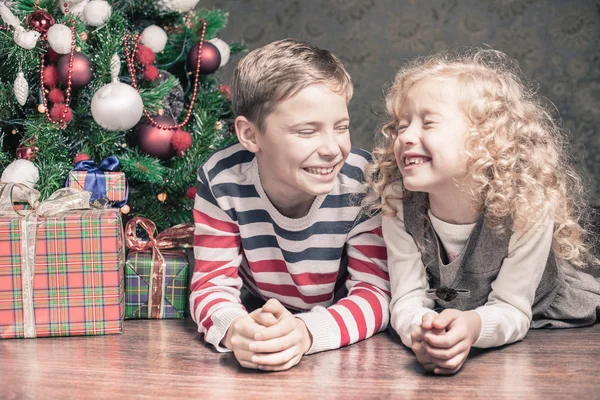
[403,192,559,314]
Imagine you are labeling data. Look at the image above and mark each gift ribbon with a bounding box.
[0,183,91,338]
[68,156,129,207]
[125,217,194,318]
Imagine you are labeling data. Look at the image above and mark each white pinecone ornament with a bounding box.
[155,0,199,13]
[13,72,28,106]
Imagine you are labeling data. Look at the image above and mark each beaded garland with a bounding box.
[124,20,207,131]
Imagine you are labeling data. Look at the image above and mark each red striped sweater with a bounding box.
[191,143,390,354]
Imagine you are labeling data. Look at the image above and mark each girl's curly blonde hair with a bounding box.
[364,48,597,267]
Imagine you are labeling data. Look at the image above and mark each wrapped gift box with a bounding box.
[125,250,189,319]
[67,170,127,204]
[124,217,193,319]
[0,184,125,339]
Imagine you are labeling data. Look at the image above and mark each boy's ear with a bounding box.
[235,116,260,153]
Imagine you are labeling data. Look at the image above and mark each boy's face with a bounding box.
[253,84,351,211]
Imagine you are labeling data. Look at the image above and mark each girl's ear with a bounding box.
[235,116,260,153]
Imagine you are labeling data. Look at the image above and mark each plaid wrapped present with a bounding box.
[124,217,193,319]
[0,183,125,339]
[66,156,128,207]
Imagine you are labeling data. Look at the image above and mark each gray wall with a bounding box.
[204,0,600,205]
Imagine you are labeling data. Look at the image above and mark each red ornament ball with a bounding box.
[187,41,221,75]
[134,115,177,160]
[136,46,156,66]
[43,65,59,88]
[50,103,73,122]
[171,129,192,152]
[48,88,65,103]
[73,153,91,164]
[217,83,231,100]
[57,53,93,89]
[144,65,159,81]
[46,48,61,64]
[26,10,55,34]
[185,187,197,200]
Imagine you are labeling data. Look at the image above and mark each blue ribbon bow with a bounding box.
[67,156,128,207]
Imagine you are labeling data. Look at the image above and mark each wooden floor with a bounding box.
[1,319,599,399]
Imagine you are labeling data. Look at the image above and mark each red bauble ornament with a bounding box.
[43,65,59,88]
[217,83,231,100]
[185,187,197,200]
[46,48,61,64]
[50,103,73,122]
[57,53,93,89]
[187,41,221,75]
[136,46,155,66]
[171,129,192,152]
[16,144,40,161]
[134,115,178,160]
[26,10,55,34]
[144,65,159,81]
[73,153,91,164]
[48,88,65,103]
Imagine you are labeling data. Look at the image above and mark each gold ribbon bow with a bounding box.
[0,183,91,338]
[125,217,194,318]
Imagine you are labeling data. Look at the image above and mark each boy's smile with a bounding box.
[246,84,351,218]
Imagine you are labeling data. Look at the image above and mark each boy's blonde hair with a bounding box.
[364,48,597,267]
[231,39,353,132]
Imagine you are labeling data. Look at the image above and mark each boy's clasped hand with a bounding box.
[223,299,313,371]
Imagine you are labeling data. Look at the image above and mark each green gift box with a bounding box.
[125,250,189,319]
[123,217,194,319]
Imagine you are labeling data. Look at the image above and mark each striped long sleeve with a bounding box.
[190,144,390,353]
[295,216,390,354]
[190,167,248,351]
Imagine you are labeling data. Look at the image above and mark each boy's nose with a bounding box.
[319,132,342,158]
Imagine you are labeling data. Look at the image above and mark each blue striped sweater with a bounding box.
[191,143,390,354]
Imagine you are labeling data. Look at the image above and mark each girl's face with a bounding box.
[393,77,472,198]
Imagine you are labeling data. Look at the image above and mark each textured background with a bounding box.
[202,0,600,205]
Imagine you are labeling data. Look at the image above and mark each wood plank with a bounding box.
[1,319,598,399]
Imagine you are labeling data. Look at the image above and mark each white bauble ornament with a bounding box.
[47,24,72,54]
[81,0,112,27]
[91,83,143,130]
[1,159,39,201]
[208,38,230,68]
[91,54,143,131]
[13,26,40,50]
[60,0,90,15]
[141,25,168,53]
[13,72,28,106]
[155,0,199,12]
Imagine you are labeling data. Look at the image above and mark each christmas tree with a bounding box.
[0,0,241,230]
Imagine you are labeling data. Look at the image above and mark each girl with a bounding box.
[364,49,600,375]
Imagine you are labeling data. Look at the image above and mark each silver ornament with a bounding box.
[13,72,28,106]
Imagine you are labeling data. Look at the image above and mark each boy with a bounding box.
[191,39,389,371]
